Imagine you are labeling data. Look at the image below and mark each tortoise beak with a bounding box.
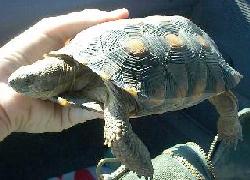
[8,65,36,95]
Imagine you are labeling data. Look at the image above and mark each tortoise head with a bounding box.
[8,57,70,99]
[8,63,44,98]
[9,62,51,99]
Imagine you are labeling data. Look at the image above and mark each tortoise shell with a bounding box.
[57,15,241,113]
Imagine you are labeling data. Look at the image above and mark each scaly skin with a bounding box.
[104,81,153,178]
[8,55,92,99]
[208,90,242,147]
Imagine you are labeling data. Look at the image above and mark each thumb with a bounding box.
[0,8,129,71]
[14,100,104,133]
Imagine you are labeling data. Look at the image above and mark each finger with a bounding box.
[0,88,103,140]
[15,101,104,133]
[0,8,129,79]
[38,8,129,43]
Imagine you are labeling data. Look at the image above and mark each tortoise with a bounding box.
[8,15,243,178]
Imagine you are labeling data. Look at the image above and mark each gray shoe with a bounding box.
[97,142,215,180]
[96,108,250,180]
[210,108,250,180]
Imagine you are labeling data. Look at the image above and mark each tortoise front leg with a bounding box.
[209,90,242,147]
[103,91,153,178]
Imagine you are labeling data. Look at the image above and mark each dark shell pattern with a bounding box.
[58,16,241,112]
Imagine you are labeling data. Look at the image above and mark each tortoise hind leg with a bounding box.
[209,90,242,147]
[103,89,153,178]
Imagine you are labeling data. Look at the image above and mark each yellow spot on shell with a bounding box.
[124,86,138,97]
[124,39,148,56]
[99,71,111,81]
[165,34,184,48]
[197,35,209,48]
[58,97,70,106]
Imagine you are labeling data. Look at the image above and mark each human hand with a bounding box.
[0,8,129,141]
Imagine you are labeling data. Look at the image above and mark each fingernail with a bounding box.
[110,8,129,15]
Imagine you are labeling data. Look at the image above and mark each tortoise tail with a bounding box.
[221,61,243,90]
